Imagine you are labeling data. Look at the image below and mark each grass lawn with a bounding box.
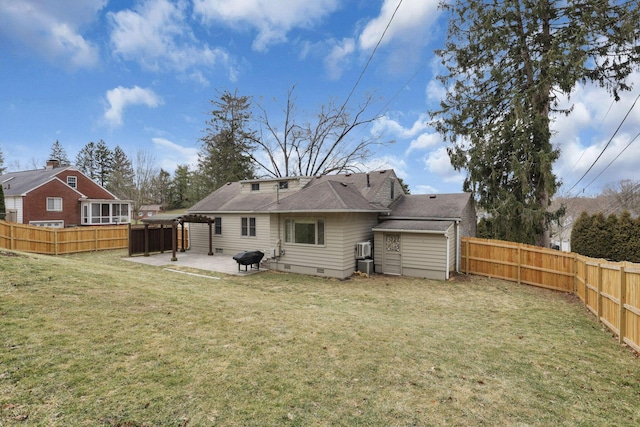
[1,249,639,426]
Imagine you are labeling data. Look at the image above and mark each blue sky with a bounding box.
[1,0,639,196]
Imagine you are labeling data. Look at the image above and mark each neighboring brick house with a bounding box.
[0,160,132,228]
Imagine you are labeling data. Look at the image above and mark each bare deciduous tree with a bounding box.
[249,86,389,177]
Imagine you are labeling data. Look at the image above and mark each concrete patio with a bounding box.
[122,250,268,276]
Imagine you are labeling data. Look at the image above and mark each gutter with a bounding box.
[445,233,450,280]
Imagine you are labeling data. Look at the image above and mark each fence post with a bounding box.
[517,245,521,285]
[10,223,15,250]
[619,265,627,345]
[597,262,603,322]
[465,239,469,274]
[54,228,59,255]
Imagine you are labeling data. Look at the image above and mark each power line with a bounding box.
[337,0,403,117]
[583,130,640,190]
[564,92,640,194]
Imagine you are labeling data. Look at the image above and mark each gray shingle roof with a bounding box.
[0,167,77,196]
[387,193,472,219]
[264,180,387,212]
[189,170,395,214]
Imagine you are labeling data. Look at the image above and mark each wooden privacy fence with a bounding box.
[462,237,640,353]
[0,222,128,254]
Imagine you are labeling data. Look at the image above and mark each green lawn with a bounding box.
[1,249,639,426]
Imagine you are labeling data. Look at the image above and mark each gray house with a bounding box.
[187,170,475,280]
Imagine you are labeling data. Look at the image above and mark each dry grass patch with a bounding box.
[1,249,639,426]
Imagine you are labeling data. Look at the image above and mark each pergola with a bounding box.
[132,214,215,261]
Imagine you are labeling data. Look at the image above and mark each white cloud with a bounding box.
[412,184,440,194]
[108,0,235,83]
[552,75,640,195]
[104,86,162,128]
[0,0,105,69]
[152,137,198,173]
[364,155,408,178]
[193,0,340,52]
[359,0,439,49]
[324,38,355,80]
[372,114,430,140]
[424,147,465,184]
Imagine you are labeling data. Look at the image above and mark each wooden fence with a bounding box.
[462,237,640,353]
[0,222,129,255]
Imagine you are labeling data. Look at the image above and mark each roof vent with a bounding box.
[430,195,437,199]
[379,170,386,174]
[341,182,348,187]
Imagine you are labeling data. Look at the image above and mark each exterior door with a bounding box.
[383,233,401,275]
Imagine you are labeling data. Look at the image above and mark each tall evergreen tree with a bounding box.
[169,164,193,209]
[95,140,114,187]
[75,142,98,180]
[571,211,592,256]
[0,146,6,175]
[48,140,71,166]
[198,89,256,193]
[0,178,6,220]
[107,145,135,199]
[432,0,640,246]
[150,168,172,206]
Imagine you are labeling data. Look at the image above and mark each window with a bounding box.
[241,217,256,237]
[278,181,289,189]
[215,217,222,235]
[285,219,325,245]
[251,183,260,191]
[390,181,395,199]
[46,197,62,211]
[67,176,77,188]
[81,202,131,224]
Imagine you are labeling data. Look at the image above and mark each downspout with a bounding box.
[445,234,450,280]
[455,220,461,273]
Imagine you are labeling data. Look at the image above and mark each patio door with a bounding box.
[383,233,401,275]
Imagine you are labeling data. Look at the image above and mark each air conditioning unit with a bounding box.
[119,217,130,223]
[356,241,372,260]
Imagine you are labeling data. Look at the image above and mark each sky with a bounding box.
[1,0,639,197]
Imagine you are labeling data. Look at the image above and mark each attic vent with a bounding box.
[429,195,437,199]
[226,182,232,185]
[341,182,348,187]
[345,173,352,176]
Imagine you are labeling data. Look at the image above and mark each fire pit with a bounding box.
[232,250,265,271]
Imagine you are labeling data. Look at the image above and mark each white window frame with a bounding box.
[284,218,325,245]
[241,217,256,237]
[81,202,131,225]
[67,176,77,188]
[46,197,63,212]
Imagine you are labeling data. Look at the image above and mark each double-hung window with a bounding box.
[67,176,77,188]
[285,219,325,245]
[46,197,63,212]
[241,217,256,237]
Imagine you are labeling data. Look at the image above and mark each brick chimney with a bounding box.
[45,159,60,169]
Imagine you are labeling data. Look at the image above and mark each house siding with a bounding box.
[24,180,83,226]
[4,197,23,223]
[374,225,454,280]
[189,214,271,256]
[54,170,115,199]
[267,212,379,279]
